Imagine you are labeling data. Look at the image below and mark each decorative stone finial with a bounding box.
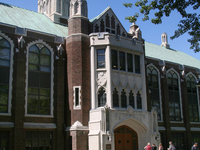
[161,33,170,48]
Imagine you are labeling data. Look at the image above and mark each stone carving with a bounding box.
[97,72,107,87]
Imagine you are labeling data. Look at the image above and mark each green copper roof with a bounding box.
[0,2,68,37]
[145,42,200,69]
[90,6,111,23]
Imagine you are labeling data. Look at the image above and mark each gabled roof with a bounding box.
[145,42,200,69]
[0,2,68,37]
[90,6,111,23]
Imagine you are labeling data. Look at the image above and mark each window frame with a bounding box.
[25,40,54,117]
[0,32,14,116]
[186,72,200,122]
[97,49,106,69]
[166,68,183,122]
[146,64,162,121]
[73,86,81,110]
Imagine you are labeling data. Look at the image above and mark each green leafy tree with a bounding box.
[123,0,200,52]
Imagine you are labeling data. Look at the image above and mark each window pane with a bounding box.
[0,67,9,84]
[41,47,50,55]
[119,51,125,71]
[29,45,39,53]
[0,106,7,112]
[0,60,9,67]
[29,64,39,71]
[0,37,10,48]
[0,48,10,60]
[134,55,140,74]
[28,96,39,107]
[28,72,39,87]
[111,50,118,69]
[29,53,39,64]
[127,53,133,72]
[28,107,38,114]
[40,96,50,107]
[97,49,105,69]
[40,55,50,66]
[28,88,39,95]
[40,108,50,115]
[40,66,51,72]
[40,73,50,88]
[40,89,50,96]
[0,92,8,105]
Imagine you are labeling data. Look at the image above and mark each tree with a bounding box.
[123,0,200,52]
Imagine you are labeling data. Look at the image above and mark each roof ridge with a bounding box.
[0,2,38,14]
[90,6,111,23]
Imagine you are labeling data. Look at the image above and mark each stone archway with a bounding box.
[114,125,138,150]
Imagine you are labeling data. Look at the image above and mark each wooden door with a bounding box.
[114,126,138,150]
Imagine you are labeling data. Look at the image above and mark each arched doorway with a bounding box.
[114,125,138,150]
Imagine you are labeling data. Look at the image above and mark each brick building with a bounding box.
[0,0,199,150]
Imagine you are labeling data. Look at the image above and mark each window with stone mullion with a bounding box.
[147,67,161,120]
[136,92,142,109]
[167,71,181,121]
[121,89,127,108]
[28,44,51,115]
[113,88,119,107]
[187,75,199,122]
[98,87,106,107]
[129,90,134,108]
[0,36,10,113]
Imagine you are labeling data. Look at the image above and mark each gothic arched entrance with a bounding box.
[114,125,138,150]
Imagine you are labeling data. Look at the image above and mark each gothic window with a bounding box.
[135,55,140,74]
[0,36,11,113]
[119,51,125,71]
[100,19,105,32]
[95,24,99,32]
[106,14,110,28]
[111,15,115,29]
[57,0,61,13]
[147,66,161,120]
[121,89,127,108]
[187,74,199,122]
[113,88,119,107]
[167,70,181,121]
[136,92,142,109]
[98,87,106,107]
[25,131,53,150]
[81,1,87,16]
[127,53,133,72]
[122,32,126,37]
[117,24,121,35]
[97,49,105,69]
[74,2,79,14]
[27,44,51,115]
[129,90,134,108]
[111,50,118,70]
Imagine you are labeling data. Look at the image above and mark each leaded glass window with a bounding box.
[135,55,140,74]
[167,70,181,121]
[121,89,127,108]
[0,36,10,113]
[127,53,133,72]
[187,74,199,122]
[100,19,105,32]
[113,88,119,107]
[119,51,125,71]
[129,90,134,108]
[137,92,142,109]
[147,66,161,120]
[28,44,51,115]
[97,49,105,69]
[111,50,118,70]
[98,87,106,107]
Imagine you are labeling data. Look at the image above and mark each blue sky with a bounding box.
[1,0,199,60]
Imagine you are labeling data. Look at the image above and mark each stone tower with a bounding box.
[66,0,90,150]
[38,0,70,24]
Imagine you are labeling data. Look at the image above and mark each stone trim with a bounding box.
[0,122,14,128]
[23,123,56,129]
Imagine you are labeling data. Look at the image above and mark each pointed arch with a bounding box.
[186,72,199,122]
[25,40,54,117]
[0,31,14,115]
[97,87,107,107]
[146,63,162,121]
[166,68,182,121]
